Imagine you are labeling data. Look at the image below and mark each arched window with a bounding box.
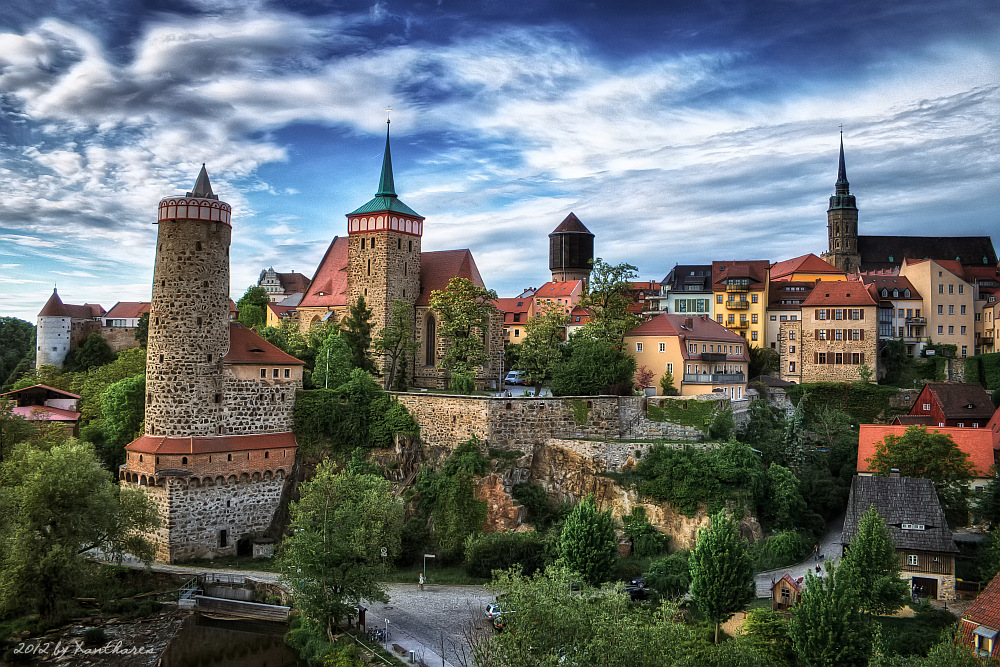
[881,289,888,297]
[425,316,436,366]
[893,289,898,298]
[904,289,910,297]
[182,457,188,465]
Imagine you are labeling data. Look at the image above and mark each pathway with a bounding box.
[754,515,845,597]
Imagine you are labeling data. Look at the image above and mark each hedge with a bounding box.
[784,382,905,424]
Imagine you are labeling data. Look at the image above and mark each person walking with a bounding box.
[813,543,819,561]
[418,573,424,591]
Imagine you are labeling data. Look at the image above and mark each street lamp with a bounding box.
[423,553,436,583]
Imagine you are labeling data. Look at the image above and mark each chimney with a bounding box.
[890,468,900,478]
[684,317,693,329]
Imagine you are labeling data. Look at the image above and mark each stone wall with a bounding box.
[223,372,298,434]
[101,326,142,353]
[132,474,286,562]
[949,357,967,383]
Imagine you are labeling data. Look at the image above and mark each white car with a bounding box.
[504,371,527,385]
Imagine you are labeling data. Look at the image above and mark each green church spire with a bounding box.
[376,117,396,198]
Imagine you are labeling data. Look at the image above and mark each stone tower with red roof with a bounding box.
[345,118,424,343]
[121,167,304,562]
[35,288,105,369]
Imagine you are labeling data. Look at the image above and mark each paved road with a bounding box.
[755,515,845,597]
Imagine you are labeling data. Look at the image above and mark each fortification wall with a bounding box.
[222,373,298,434]
[101,326,143,353]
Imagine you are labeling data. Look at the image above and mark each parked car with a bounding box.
[485,603,503,620]
[625,577,649,601]
[504,371,527,385]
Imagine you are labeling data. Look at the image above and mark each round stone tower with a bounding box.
[35,288,72,368]
[548,212,594,284]
[145,165,233,437]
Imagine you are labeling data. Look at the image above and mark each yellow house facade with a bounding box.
[712,260,769,347]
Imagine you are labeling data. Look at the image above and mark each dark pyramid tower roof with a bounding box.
[38,288,70,317]
[187,164,219,200]
[551,212,592,235]
[348,120,422,218]
[835,132,850,195]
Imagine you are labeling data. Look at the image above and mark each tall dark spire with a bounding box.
[187,163,219,200]
[376,118,396,198]
[835,131,850,195]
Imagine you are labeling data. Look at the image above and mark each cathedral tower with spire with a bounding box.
[821,134,862,274]
[345,118,424,345]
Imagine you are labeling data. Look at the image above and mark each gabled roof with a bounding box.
[417,249,485,306]
[550,212,592,235]
[104,301,151,319]
[861,275,921,301]
[842,475,958,553]
[300,237,350,308]
[963,572,1000,633]
[224,323,305,365]
[126,431,297,455]
[858,236,997,272]
[0,384,81,401]
[916,383,996,421]
[662,265,713,291]
[534,281,583,298]
[801,280,877,307]
[773,573,803,593]
[767,281,815,310]
[276,272,310,294]
[770,254,843,280]
[712,260,769,290]
[495,297,531,314]
[625,313,748,348]
[857,424,997,478]
[266,303,297,319]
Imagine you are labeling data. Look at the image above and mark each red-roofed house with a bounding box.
[861,273,926,357]
[533,280,584,317]
[101,301,152,353]
[779,280,878,383]
[904,383,996,429]
[961,572,1000,658]
[769,254,846,282]
[857,424,998,489]
[496,296,533,343]
[565,306,592,338]
[623,313,749,398]
[35,288,105,369]
[294,130,501,389]
[771,573,803,611]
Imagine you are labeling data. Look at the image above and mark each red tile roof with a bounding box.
[300,236,350,308]
[712,260,770,290]
[963,573,1000,634]
[625,313,748,348]
[801,280,877,307]
[768,281,815,310]
[266,303,297,319]
[12,405,80,421]
[104,301,151,319]
[417,249,485,306]
[37,289,104,318]
[126,431,297,454]
[534,281,583,298]
[892,415,936,426]
[857,424,997,478]
[495,297,531,313]
[224,323,305,365]
[860,275,921,300]
[276,272,310,294]
[770,254,843,280]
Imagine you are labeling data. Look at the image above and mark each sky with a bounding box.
[1,0,997,323]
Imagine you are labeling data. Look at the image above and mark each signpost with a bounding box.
[423,553,436,583]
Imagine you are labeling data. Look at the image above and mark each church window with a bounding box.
[398,239,401,249]
[182,457,188,465]
[425,316,437,366]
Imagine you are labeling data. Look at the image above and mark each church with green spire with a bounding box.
[296,120,502,389]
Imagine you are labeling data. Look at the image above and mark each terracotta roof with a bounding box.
[712,260,769,290]
[534,281,582,298]
[66,303,105,318]
[276,272,310,294]
[13,405,80,421]
[857,424,997,478]
[801,280,877,307]
[550,212,592,235]
[0,384,81,400]
[919,383,997,420]
[38,289,70,317]
[224,323,305,365]
[859,275,922,301]
[300,236,350,308]
[625,313,748,347]
[126,431,297,454]
[105,301,151,319]
[495,297,531,314]
[266,303,297,319]
[770,254,843,280]
[857,236,997,272]
[965,573,1000,633]
[842,475,959,553]
[417,249,485,306]
[767,281,815,310]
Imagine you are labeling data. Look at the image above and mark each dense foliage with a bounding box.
[236,285,270,330]
[576,258,642,348]
[643,550,691,598]
[621,506,669,557]
[340,296,376,374]
[840,504,909,617]
[689,510,755,643]
[372,300,418,390]
[464,530,547,578]
[0,317,34,390]
[427,277,500,389]
[784,382,905,424]
[550,335,635,396]
[557,494,618,585]
[788,560,871,666]
[517,304,569,394]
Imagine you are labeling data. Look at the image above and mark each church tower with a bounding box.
[822,134,861,274]
[548,212,595,284]
[346,119,423,345]
[145,165,232,437]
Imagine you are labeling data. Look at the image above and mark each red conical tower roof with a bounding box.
[38,288,70,317]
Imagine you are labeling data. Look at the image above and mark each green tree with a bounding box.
[788,561,870,667]
[577,258,641,348]
[644,550,691,598]
[77,347,147,422]
[311,329,352,390]
[0,439,159,618]
[428,277,500,387]
[0,402,33,467]
[340,295,376,373]
[372,301,418,390]
[415,439,489,562]
[689,510,755,643]
[98,374,146,470]
[840,504,909,617]
[550,335,636,396]
[70,333,115,371]
[736,399,787,466]
[740,608,794,665]
[659,368,679,395]
[621,506,669,557]
[279,463,403,628]
[557,494,618,585]
[0,317,35,389]
[135,311,150,347]
[236,285,270,329]
[518,304,568,395]
[765,463,809,531]
[747,344,779,379]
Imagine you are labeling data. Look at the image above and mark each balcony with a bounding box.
[684,373,746,384]
[905,316,927,325]
[726,283,749,293]
[728,320,749,330]
[725,300,750,310]
[701,352,728,362]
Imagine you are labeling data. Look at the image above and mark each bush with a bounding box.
[511,483,568,530]
[82,627,107,646]
[752,530,810,571]
[709,408,735,440]
[550,337,635,396]
[644,551,691,598]
[464,531,548,578]
[448,371,475,394]
[621,506,669,558]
